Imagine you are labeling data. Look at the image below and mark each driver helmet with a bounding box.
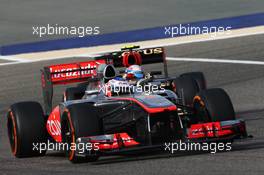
[125,65,144,79]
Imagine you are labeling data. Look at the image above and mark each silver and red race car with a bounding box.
[7,46,248,163]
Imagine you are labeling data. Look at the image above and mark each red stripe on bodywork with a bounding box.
[85,133,140,150]
[46,106,62,142]
[188,121,243,139]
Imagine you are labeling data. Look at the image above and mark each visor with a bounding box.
[134,73,144,79]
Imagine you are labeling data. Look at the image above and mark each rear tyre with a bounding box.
[62,86,86,102]
[7,101,47,157]
[61,103,101,163]
[173,76,199,106]
[193,88,235,122]
[180,72,206,91]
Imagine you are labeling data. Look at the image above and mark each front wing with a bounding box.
[74,119,248,156]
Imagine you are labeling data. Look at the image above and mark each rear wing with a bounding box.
[41,46,167,114]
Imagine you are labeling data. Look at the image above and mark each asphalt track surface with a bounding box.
[0,34,264,174]
[1,0,264,45]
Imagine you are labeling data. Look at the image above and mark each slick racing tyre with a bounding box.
[193,88,235,122]
[180,72,206,91]
[7,101,47,157]
[61,103,101,163]
[62,86,86,102]
[173,76,199,106]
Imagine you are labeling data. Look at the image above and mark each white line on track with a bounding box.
[166,57,264,65]
[0,61,27,66]
[0,55,29,62]
[1,57,264,67]
[76,28,264,58]
[0,26,263,66]
[0,55,30,66]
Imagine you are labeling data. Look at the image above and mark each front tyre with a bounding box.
[61,103,101,163]
[7,101,47,157]
[180,72,206,91]
[193,88,235,122]
[173,76,199,106]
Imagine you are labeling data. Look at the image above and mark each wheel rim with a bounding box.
[193,96,210,122]
[7,111,17,155]
[62,112,76,161]
[64,121,72,156]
